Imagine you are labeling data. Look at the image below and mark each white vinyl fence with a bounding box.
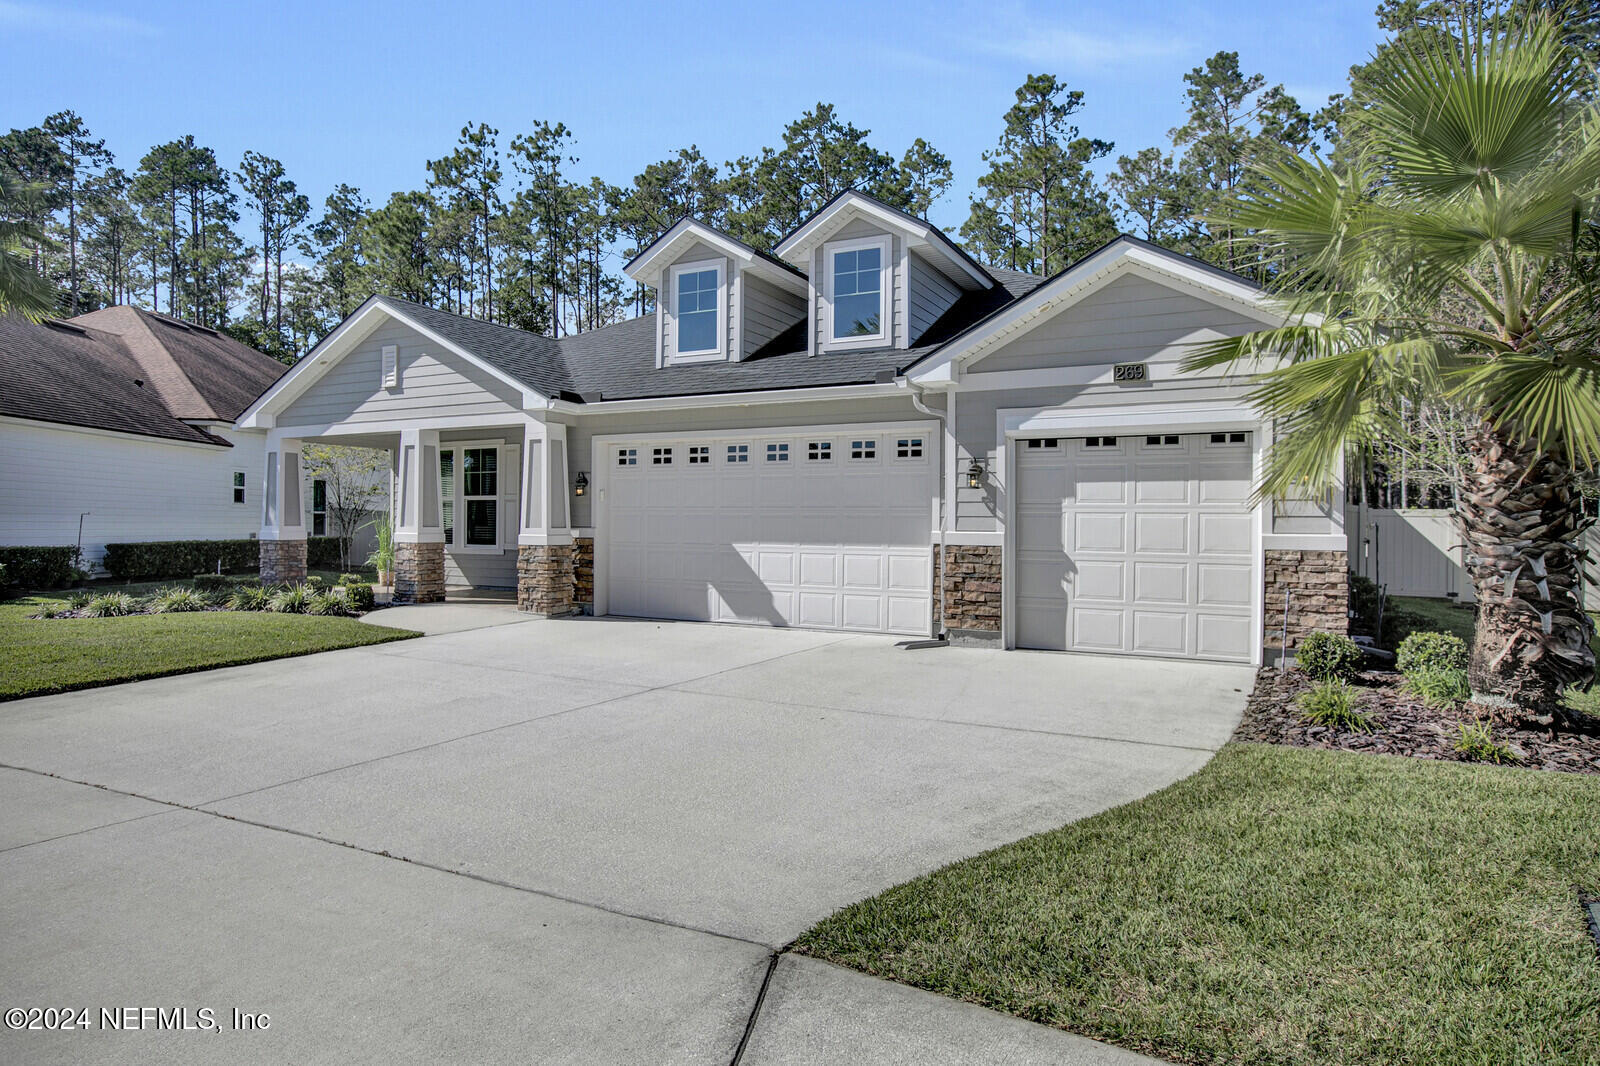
[1346,506,1600,608]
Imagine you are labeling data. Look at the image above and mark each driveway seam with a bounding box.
[0,807,181,855]
[728,951,782,1066]
[664,684,1227,754]
[0,760,776,952]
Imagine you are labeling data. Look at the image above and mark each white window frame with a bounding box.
[232,470,246,504]
[439,439,503,554]
[822,234,892,352]
[668,258,726,363]
[893,435,926,462]
[311,477,327,536]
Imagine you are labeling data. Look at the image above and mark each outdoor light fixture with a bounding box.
[574,472,588,497]
[967,461,985,489]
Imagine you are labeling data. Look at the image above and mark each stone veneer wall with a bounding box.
[572,537,594,612]
[942,544,1002,641]
[259,538,307,585]
[393,541,445,604]
[1264,549,1349,651]
[518,543,576,615]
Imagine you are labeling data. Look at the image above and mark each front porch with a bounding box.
[255,419,587,615]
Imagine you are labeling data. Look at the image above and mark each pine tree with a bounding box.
[41,112,112,313]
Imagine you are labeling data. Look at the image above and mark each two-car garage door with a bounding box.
[1014,432,1256,662]
[605,428,934,635]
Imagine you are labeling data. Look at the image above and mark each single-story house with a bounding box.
[0,307,380,572]
[236,192,1349,664]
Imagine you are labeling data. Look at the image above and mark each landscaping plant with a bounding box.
[1186,12,1600,728]
[269,584,314,614]
[83,592,139,618]
[342,583,375,612]
[305,591,349,616]
[1296,679,1374,733]
[1396,631,1470,675]
[149,587,208,614]
[366,514,395,587]
[1294,631,1366,682]
[1454,718,1522,764]
[227,585,271,612]
[1404,665,1472,710]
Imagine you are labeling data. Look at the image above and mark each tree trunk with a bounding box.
[1458,421,1596,729]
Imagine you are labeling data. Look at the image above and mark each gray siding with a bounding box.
[741,274,805,359]
[565,394,925,528]
[970,273,1262,375]
[907,252,961,343]
[278,319,525,428]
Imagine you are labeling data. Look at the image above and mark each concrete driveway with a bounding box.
[0,608,1250,1064]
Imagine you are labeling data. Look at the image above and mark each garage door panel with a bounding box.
[1017,432,1256,663]
[1074,512,1127,553]
[1133,561,1188,603]
[1132,611,1188,655]
[606,429,932,635]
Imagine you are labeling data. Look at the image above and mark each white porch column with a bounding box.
[515,418,578,615]
[259,433,306,583]
[392,427,445,603]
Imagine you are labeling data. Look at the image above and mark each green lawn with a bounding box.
[797,743,1600,1066]
[0,591,417,701]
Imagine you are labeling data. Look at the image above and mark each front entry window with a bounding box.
[440,446,498,549]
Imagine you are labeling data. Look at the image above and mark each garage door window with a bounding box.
[653,447,673,465]
[850,439,876,460]
[1084,436,1118,448]
[727,444,748,463]
[617,448,637,466]
[688,446,710,464]
[1209,431,1249,445]
[807,441,832,461]
[895,437,923,460]
[766,443,789,462]
[1024,438,1060,450]
[1144,435,1181,447]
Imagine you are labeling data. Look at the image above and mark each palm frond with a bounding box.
[1448,353,1600,468]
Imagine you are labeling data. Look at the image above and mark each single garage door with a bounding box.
[1014,432,1256,661]
[605,429,934,635]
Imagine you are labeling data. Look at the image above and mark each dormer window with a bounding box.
[824,235,890,350]
[670,259,724,361]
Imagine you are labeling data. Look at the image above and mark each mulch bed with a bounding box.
[1238,667,1600,776]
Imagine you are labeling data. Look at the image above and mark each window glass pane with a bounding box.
[463,448,497,497]
[465,499,497,545]
[440,450,454,499]
[313,481,326,509]
[857,246,879,271]
[834,293,880,338]
[679,308,717,352]
[442,500,453,545]
[832,246,882,339]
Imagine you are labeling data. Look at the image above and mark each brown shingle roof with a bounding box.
[0,308,289,445]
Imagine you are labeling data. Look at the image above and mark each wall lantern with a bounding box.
[967,461,985,490]
[574,472,589,497]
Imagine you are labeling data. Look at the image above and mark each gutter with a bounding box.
[900,377,951,646]
[543,380,904,417]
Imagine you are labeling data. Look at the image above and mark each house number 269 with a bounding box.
[1113,363,1148,382]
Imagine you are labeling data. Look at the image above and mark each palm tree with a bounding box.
[1186,11,1600,729]
[0,166,58,321]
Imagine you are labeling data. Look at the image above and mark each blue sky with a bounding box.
[3,0,1386,236]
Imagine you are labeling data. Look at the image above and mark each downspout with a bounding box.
[904,379,950,644]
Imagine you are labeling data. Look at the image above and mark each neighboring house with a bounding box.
[0,307,380,573]
[237,191,1348,664]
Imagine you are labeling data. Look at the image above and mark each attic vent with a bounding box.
[381,345,400,389]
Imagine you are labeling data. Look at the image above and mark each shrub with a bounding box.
[1294,632,1366,681]
[84,592,140,617]
[269,584,314,614]
[304,574,326,590]
[100,537,347,580]
[31,603,62,619]
[1404,666,1471,709]
[190,573,233,594]
[1397,631,1469,675]
[342,583,375,612]
[306,591,349,616]
[0,546,76,589]
[66,589,92,610]
[306,537,345,569]
[338,572,363,586]
[150,586,209,613]
[227,585,271,612]
[1454,719,1521,764]
[1297,679,1374,733]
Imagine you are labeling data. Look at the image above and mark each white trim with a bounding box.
[908,240,1314,385]
[1262,533,1349,551]
[0,414,234,451]
[774,191,993,290]
[545,381,906,416]
[949,361,1265,393]
[236,298,550,429]
[939,530,1004,546]
[821,234,892,352]
[667,258,727,363]
[625,217,807,296]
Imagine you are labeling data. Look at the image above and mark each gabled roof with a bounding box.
[773,189,995,291]
[624,217,808,296]
[905,235,1297,383]
[0,309,287,445]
